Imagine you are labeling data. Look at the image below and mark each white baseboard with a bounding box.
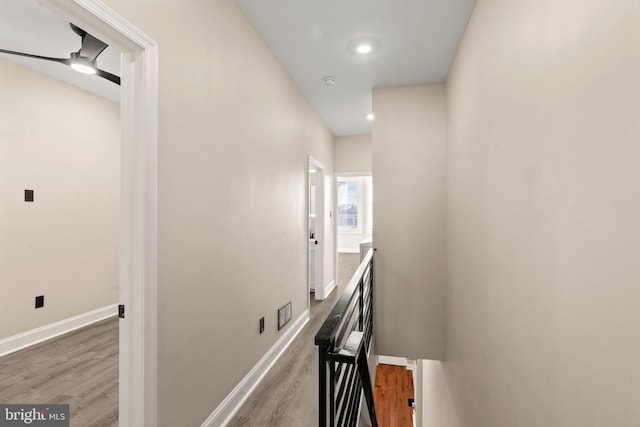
[338,248,360,253]
[314,279,336,301]
[377,355,410,367]
[201,309,310,427]
[324,279,336,297]
[0,304,118,357]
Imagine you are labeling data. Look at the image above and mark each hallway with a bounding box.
[228,253,360,426]
[0,254,360,427]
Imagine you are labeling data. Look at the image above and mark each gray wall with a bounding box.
[0,57,119,339]
[99,0,334,426]
[372,84,447,360]
[444,0,640,424]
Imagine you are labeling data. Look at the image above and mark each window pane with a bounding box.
[338,179,359,230]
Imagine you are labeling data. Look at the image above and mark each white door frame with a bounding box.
[41,1,158,426]
[308,156,325,301]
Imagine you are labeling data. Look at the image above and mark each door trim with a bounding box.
[41,1,158,426]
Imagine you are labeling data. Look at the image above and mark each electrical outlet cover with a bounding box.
[278,307,286,330]
[285,302,292,322]
[278,302,292,330]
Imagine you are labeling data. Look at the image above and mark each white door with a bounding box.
[308,157,324,300]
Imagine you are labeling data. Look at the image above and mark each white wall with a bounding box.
[334,134,372,173]
[445,0,640,425]
[334,134,373,253]
[419,360,459,427]
[95,0,334,425]
[0,57,120,339]
[372,84,447,360]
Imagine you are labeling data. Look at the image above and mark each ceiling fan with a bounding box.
[0,23,120,85]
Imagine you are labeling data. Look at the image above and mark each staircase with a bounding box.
[373,364,415,427]
[315,248,377,426]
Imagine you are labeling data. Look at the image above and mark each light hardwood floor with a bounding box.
[0,253,362,427]
[228,252,361,426]
[0,317,118,427]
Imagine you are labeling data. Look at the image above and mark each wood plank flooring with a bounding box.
[0,317,119,427]
[228,253,361,426]
[373,364,415,427]
[0,254,362,427]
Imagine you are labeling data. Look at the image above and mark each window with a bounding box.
[338,178,361,231]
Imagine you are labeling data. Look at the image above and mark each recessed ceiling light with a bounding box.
[356,44,373,55]
[366,113,375,121]
[323,76,336,86]
[349,38,379,56]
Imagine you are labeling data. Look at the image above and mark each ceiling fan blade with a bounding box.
[95,68,121,85]
[79,32,108,61]
[0,48,70,65]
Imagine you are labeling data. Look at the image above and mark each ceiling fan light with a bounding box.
[69,53,97,75]
[70,62,97,74]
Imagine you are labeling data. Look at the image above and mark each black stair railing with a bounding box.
[315,248,377,427]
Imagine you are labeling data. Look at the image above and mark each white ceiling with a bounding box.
[0,0,476,134]
[0,0,121,104]
[235,0,477,136]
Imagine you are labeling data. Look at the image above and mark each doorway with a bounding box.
[36,1,158,426]
[0,2,121,426]
[334,173,373,286]
[308,157,325,301]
